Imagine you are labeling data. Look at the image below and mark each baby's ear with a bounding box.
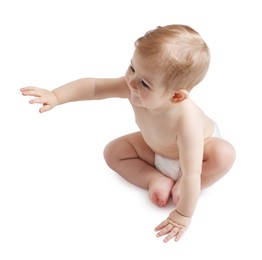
[171,89,188,102]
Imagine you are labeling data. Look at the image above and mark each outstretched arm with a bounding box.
[20,77,129,113]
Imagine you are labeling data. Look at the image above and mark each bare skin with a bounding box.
[20,49,236,243]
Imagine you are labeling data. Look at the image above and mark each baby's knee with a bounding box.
[103,140,117,166]
[223,142,236,171]
[103,138,128,166]
[213,140,236,173]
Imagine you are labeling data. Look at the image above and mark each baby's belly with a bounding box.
[151,147,180,160]
[143,135,180,160]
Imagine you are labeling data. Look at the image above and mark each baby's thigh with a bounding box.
[103,131,155,166]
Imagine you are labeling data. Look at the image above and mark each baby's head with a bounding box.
[135,24,210,92]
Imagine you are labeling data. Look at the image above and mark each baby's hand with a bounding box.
[20,87,58,113]
[154,209,191,242]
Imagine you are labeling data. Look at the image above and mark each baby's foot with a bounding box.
[171,178,181,205]
[148,176,174,207]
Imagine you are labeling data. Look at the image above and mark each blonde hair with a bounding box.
[135,24,210,91]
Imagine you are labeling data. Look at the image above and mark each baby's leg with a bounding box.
[103,132,174,207]
[170,137,236,204]
[201,137,236,189]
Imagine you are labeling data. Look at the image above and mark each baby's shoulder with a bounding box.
[174,98,210,128]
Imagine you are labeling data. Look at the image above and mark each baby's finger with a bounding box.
[29,97,46,104]
[39,104,53,113]
[154,220,169,231]
[20,87,38,91]
[21,87,45,97]
[174,228,185,242]
[156,223,173,238]
[163,226,180,243]
[20,87,40,96]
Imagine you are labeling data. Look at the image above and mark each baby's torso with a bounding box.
[131,99,214,159]
[135,110,180,158]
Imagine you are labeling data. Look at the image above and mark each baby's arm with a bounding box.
[155,113,204,242]
[20,77,128,113]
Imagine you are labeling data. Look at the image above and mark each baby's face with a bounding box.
[125,50,172,110]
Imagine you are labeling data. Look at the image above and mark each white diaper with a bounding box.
[212,121,222,138]
[154,121,221,181]
[155,154,182,181]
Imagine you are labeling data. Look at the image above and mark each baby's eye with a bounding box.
[141,81,150,89]
[129,65,135,73]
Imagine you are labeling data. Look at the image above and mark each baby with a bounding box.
[21,24,236,242]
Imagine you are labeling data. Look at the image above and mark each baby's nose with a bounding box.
[128,77,139,90]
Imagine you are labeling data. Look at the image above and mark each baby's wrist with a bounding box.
[174,209,191,218]
[168,209,192,227]
[51,90,61,105]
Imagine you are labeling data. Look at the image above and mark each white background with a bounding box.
[1,0,261,259]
